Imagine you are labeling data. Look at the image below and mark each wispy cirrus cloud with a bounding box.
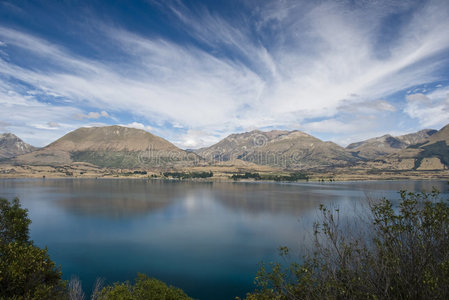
[0,80,85,146]
[0,0,449,148]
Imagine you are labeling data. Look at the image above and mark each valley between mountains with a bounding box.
[1,124,448,181]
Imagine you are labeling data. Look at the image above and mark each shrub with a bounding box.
[243,188,449,299]
[0,198,66,299]
[98,273,193,300]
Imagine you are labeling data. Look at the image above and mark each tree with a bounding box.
[0,197,66,299]
[0,197,31,244]
[97,273,193,300]
[243,188,449,299]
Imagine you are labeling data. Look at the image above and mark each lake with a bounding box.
[0,179,447,299]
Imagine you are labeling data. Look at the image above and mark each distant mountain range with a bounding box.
[195,130,357,169]
[0,133,38,159]
[1,123,448,171]
[380,124,449,170]
[346,129,437,160]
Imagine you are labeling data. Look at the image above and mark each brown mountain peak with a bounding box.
[0,133,38,159]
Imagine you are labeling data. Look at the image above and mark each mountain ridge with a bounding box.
[346,129,437,160]
[0,133,38,159]
[361,124,449,171]
[196,129,357,169]
[2,123,448,172]
[12,126,198,168]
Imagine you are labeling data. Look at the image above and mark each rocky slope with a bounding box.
[401,124,449,169]
[346,129,437,160]
[13,126,198,168]
[0,133,38,159]
[196,130,357,170]
[366,124,449,171]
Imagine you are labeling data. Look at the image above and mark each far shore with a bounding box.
[1,163,448,182]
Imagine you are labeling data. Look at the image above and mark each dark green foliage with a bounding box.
[0,198,66,299]
[231,172,261,180]
[244,189,449,299]
[231,172,309,181]
[0,198,30,244]
[261,172,309,181]
[133,170,147,175]
[71,151,143,168]
[121,170,149,176]
[98,273,193,300]
[0,242,66,299]
[163,171,213,179]
[70,150,195,169]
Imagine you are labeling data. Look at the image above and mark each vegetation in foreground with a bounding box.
[0,197,66,299]
[243,188,449,299]
[0,197,193,300]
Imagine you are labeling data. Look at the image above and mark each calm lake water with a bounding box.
[0,179,447,299]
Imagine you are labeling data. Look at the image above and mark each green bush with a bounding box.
[243,189,449,299]
[0,197,30,244]
[98,273,193,300]
[0,198,66,299]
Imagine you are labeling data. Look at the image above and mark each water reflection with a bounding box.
[56,179,189,217]
[212,182,323,215]
[2,179,447,219]
[0,179,447,300]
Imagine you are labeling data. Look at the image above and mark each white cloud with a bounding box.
[32,123,60,130]
[172,122,184,129]
[404,87,449,128]
[47,122,60,128]
[406,93,430,103]
[303,119,362,134]
[302,115,382,135]
[0,0,449,147]
[174,129,222,149]
[75,111,110,120]
[338,99,396,114]
[121,122,153,132]
[0,79,87,146]
[0,121,11,131]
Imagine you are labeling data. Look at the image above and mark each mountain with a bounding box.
[196,130,357,170]
[371,124,449,170]
[0,133,38,159]
[13,126,198,168]
[422,124,449,145]
[346,129,437,160]
[7,124,449,173]
[405,124,449,169]
[196,130,289,161]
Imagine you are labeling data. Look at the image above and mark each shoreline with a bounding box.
[1,171,448,183]
[1,162,449,182]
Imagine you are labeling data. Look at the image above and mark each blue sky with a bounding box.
[1,0,449,148]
